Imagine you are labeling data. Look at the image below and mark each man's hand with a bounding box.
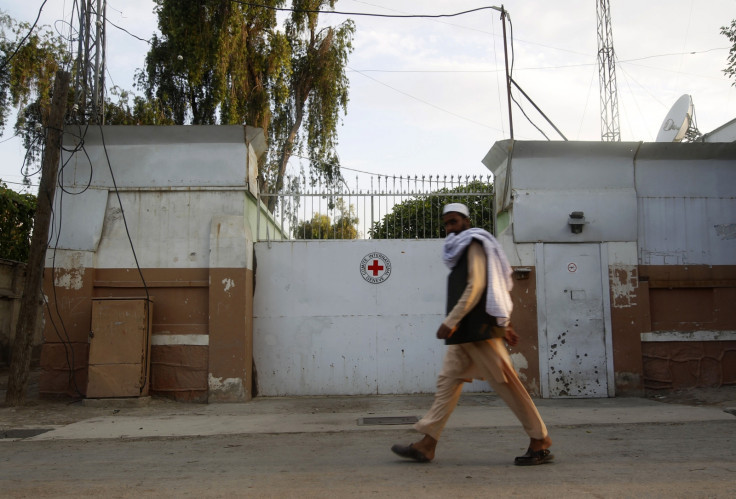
[504,324,519,347]
[436,323,456,340]
[495,323,519,346]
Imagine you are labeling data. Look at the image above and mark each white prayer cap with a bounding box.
[442,203,470,218]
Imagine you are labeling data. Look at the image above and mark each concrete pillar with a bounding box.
[207,215,253,402]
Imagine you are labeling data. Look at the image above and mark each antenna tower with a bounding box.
[596,0,620,141]
[72,0,107,124]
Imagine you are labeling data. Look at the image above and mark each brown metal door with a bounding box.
[87,298,152,398]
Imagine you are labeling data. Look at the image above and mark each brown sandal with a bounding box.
[514,447,554,466]
[391,443,431,463]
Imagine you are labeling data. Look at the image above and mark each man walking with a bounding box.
[391,203,553,466]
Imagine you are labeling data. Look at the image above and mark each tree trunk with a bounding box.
[267,112,303,213]
[5,70,70,406]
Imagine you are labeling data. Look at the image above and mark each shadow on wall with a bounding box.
[0,260,43,367]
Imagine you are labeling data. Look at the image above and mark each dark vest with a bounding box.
[445,243,499,345]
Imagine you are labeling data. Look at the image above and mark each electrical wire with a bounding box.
[348,68,504,73]
[44,178,80,397]
[337,47,728,74]
[49,180,86,399]
[105,18,150,43]
[41,122,151,398]
[577,66,598,140]
[349,66,501,131]
[231,2,503,19]
[32,123,99,399]
[97,124,151,394]
[59,127,94,195]
[0,179,38,188]
[490,6,505,138]
[44,124,94,399]
[510,77,567,140]
[511,92,549,140]
[0,132,21,144]
[0,0,50,73]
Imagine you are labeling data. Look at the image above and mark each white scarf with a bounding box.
[442,228,513,320]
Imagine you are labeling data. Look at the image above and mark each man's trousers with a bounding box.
[414,338,548,441]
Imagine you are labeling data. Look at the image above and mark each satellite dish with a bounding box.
[656,94,693,142]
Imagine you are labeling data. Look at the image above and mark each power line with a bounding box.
[619,47,729,63]
[306,45,730,75]
[0,179,38,188]
[0,0,49,73]
[350,66,502,131]
[349,68,505,73]
[230,2,503,19]
[0,132,21,144]
[106,18,150,43]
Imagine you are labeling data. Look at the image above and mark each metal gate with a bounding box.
[252,239,494,396]
[535,243,614,398]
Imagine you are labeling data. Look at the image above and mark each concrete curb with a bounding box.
[13,397,734,442]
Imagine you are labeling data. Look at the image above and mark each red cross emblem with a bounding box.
[367,259,384,276]
[360,252,391,284]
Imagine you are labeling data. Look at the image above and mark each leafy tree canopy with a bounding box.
[0,11,171,181]
[0,11,71,177]
[138,0,355,211]
[722,19,736,85]
[369,180,494,239]
[0,181,36,262]
[293,198,358,239]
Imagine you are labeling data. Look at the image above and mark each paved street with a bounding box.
[2,388,735,498]
[2,420,736,498]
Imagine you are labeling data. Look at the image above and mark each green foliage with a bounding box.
[722,20,736,85]
[3,3,356,197]
[266,0,355,204]
[0,181,36,262]
[1,11,175,180]
[0,12,70,171]
[293,198,358,239]
[138,0,278,125]
[0,12,69,131]
[369,181,494,239]
[138,1,355,210]
[104,86,176,126]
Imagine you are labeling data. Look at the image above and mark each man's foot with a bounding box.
[529,435,552,452]
[515,435,553,466]
[514,448,554,466]
[390,443,431,462]
[391,434,437,462]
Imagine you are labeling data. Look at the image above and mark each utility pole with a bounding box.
[597,0,620,142]
[489,5,513,139]
[5,71,70,406]
[499,6,513,140]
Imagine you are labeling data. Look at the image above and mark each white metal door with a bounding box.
[537,244,610,398]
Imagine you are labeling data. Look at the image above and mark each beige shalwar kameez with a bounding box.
[414,241,548,441]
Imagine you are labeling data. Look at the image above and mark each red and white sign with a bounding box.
[360,252,392,284]
[568,263,577,273]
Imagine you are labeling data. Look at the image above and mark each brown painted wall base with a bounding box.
[608,265,647,395]
[509,267,541,396]
[151,345,208,402]
[40,266,250,402]
[38,342,89,399]
[642,341,736,390]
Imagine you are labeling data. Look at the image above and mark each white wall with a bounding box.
[253,240,492,396]
[95,190,248,269]
[636,143,736,265]
[487,141,639,244]
[60,125,254,189]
